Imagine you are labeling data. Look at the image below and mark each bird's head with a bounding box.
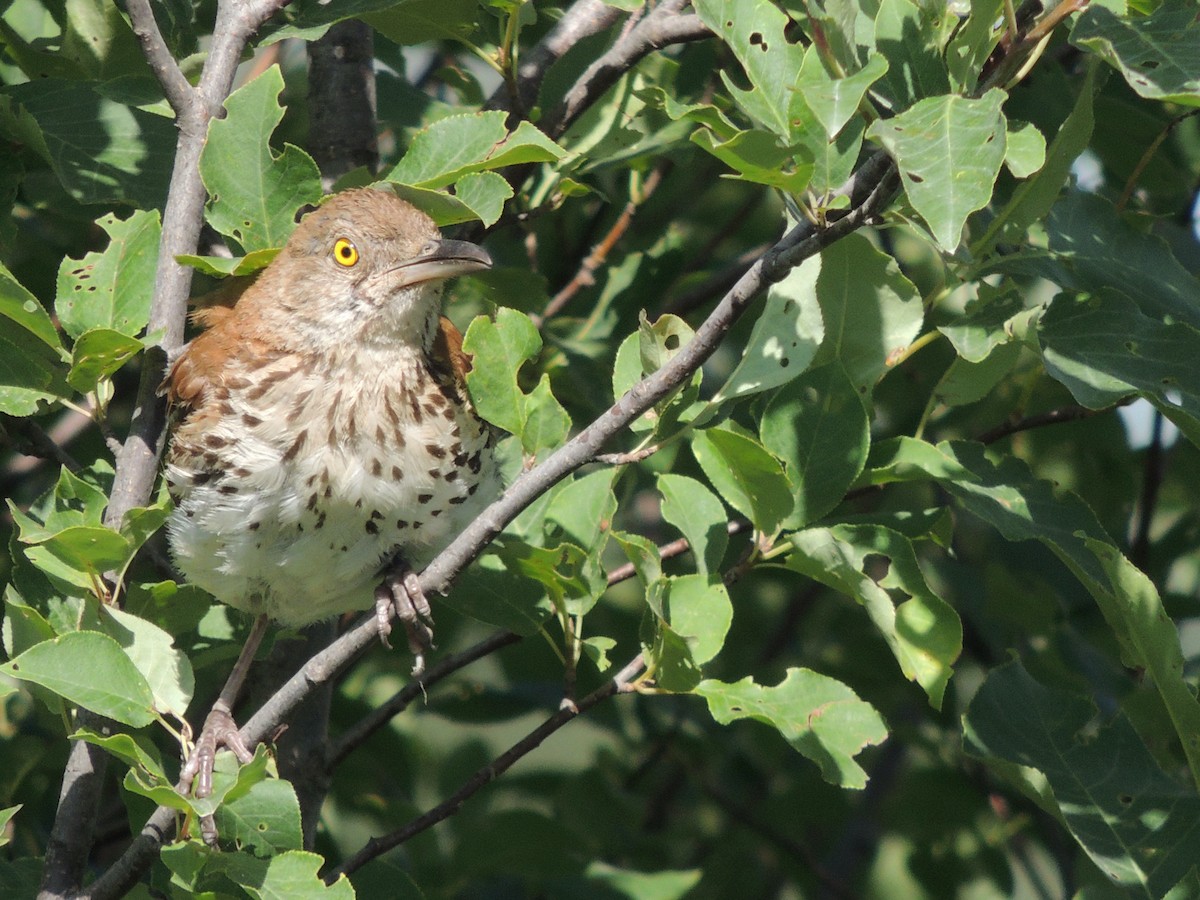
[262,188,492,350]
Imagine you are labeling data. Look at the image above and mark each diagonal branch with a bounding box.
[542,0,713,139]
[326,653,648,881]
[86,150,898,900]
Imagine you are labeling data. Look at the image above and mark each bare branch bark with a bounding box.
[41,3,294,897]
[484,0,623,117]
[542,0,713,139]
[327,653,648,881]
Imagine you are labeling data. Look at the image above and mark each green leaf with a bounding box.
[454,170,513,228]
[697,669,888,789]
[445,551,555,634]
[215,778,304,856]
[867,89,1008,250]
[865,438,1200,788]
[545,469,618,551]
[0,631,156,727]
[67,328,142,393]
[934,341,1021,408]
[663,574,732,666]
[462,307,541,436]
[1039,290,1200,444]
[965,661,1200,895]
[4,79,174,206]
[714,254,823,401]
[0,262,70,416]
[582,862,701,900]
[692,0,805,138]
[1071,1,1200,106]
[98,606,194,719]
[787,525,962,708]
[176,249,280,277]
[521,374,571,458]
[364,0,479,45]
[761,363,870,527]
[796,49,889,139]
[937,287,1029,362]
[974,66,1096,257]
[998,191,1200,331]
[387,110,511,189]
[691,426,793,535]
[0,261,62,350]
[70,728,167,779]
[657,474,728,576]
[55,209,160,340]
[946,0,1004,92]
[23,525,131,591]
[1003,120,1046,179]
[200,65,323,253]
[872,0,952,109]
[689,127,812,193]
[0,806,19,848]
[812,233,923,392]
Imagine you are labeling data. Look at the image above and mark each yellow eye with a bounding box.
[333,238,358,267]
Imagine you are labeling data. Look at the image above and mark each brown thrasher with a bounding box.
[164,188,499,809]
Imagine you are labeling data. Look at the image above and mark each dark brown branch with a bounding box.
[308,19,378,188]
[1130,410,1166,574]
[327,653,647,881]
[326,629,523,770]
[975,403,1105,445]
[542,0,713,139]
[0,414,82,473]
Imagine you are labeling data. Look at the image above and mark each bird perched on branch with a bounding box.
[163,188,499,809]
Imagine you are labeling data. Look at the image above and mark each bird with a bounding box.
[162,187,500,813]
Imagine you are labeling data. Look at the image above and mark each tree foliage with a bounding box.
[2,0,1200,897]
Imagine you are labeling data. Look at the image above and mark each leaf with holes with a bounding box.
[868,90,1007,250]
[201,65,322,253]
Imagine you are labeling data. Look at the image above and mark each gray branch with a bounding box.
[41,3,294,898]
[542,0,713,138]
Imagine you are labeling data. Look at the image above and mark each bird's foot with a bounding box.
[179,704,256,845]
[374,565,435,675]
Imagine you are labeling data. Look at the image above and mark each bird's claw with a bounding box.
[179,705,256,846]
[374,566,435,675]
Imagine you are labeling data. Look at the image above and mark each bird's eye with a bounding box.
[333,238,359,267]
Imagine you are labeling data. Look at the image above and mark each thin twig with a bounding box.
[484,0,624,118]
[326,630,522,769]
[1130,410,1166,574]
[533,162,669,327]
[1117,109,1200,213]
[125,0,194,115]
[975,403,1104,445]
[0,414,82,473]
[542,1,713,139]
[326,653,647,881]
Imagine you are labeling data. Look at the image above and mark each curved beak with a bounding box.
[389,238,492,288]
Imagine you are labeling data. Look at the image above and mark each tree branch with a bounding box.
[542,0,713,139]
[326,629,523,770]
[43,3,294,897]
[326,653,647,881]
[484,0,623,118]
[125,0,195,116]
[84,148,897,898]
